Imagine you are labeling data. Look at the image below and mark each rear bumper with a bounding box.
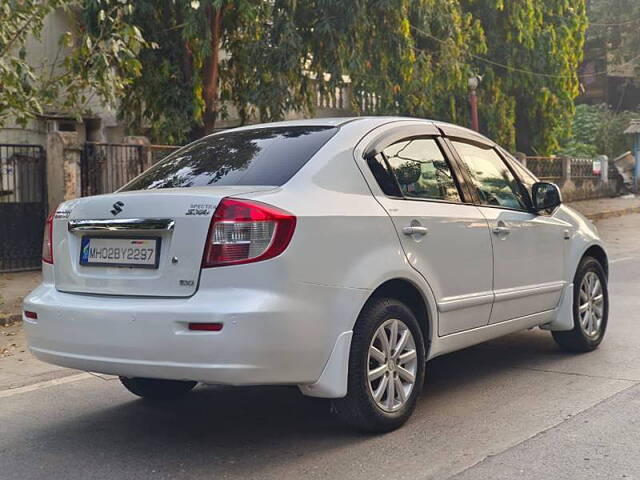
[23,280,368,388]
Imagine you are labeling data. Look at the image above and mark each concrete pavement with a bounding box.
[454,382,640,479]
[1,270,75,390]
[0,214,639,479]
[569,194,640,220]
[0,270,40,325]
[454,239,640,479]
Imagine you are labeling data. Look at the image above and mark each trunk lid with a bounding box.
[53,186,275,297]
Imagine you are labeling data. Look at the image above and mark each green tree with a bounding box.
[118,0,484,144]
[118,0,275,143]
[20,0,585,154]
[0,0,146,127]
[342,0,484,122]
[0,0,62,126]
[458,0,588,155]
[561,103,638,158]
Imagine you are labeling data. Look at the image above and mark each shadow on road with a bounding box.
[3,329,575,479]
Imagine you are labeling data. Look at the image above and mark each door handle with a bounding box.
[492,226,511,235]
[402,226,429,236]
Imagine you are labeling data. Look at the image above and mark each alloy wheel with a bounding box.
[367,318,418,412]
[578,271,605,338]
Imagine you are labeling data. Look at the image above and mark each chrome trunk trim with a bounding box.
[68,218,175,233]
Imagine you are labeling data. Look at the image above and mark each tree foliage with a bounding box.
[116,0,586,154]
[117,0,485,144]
[0,0,145,127]
[559,1,640,159]
[460,0,587,154]
[3,0,588,156]
[0,0,63,126]
[116,0,279,142]
[561,103,638,158]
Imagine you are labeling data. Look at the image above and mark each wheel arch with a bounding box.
[582,244,609,278]
[366,278,433,351]
[298,277,433,399]
[543,241,609,332]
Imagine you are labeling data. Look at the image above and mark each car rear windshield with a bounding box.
[120,126,338,191]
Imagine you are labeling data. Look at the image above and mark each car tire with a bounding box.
[552,256,608,353]
[333,297,426,433]
[119,377,198,400]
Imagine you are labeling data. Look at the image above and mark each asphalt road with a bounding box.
[2,214,640,480]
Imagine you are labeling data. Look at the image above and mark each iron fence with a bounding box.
[0,144,47,272]
[150,144,180,165]
[570,157,600,179]
[81,142,145,196]
[81,142,183,196]
[525,156,563,180]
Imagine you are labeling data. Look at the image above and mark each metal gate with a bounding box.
[81,142,145,196]
[81,142,180,196]
[0,144,47,272]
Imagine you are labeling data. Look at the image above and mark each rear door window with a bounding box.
[366,154,402,197]
[121,126,337,191]
[375,138,462,202]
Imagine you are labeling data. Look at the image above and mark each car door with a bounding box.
[359,125,494,336]
[447,137,569,325]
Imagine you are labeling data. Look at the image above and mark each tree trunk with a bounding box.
[515,102,533,155]
[201,6,223,135]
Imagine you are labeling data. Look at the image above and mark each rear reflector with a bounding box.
[188,323,223,332]
[42,211,54,264]
[202,198,296,268]
[24,311,38,320]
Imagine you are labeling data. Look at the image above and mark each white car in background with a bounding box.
[24,117,609,432]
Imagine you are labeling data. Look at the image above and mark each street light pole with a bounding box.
[468,76,482,132]
[469,90,479,132]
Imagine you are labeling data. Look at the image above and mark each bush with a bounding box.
[561,104,639,159]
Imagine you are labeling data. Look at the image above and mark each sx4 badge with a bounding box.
[179,280,195,287]
[185,203,214,216]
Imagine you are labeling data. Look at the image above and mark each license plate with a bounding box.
[80,237,161,268]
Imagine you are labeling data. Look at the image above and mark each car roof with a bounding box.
[222,117,365,129]
[211,116,496,146]
[223,117,495,144]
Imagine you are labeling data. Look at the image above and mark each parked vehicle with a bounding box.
[23,117,609,432]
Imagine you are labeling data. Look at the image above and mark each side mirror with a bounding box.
[532,182,562,212]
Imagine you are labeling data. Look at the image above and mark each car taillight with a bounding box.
[202,198,296,268]
[42,211,54,264]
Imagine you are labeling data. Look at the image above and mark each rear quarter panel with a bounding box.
[243,121,439,339]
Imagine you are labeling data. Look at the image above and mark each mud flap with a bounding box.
[540,283,574,331]
[298,331,352,398]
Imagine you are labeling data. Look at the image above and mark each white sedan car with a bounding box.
[24,117,609,432]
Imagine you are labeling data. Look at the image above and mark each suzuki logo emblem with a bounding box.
[110,201,124,216]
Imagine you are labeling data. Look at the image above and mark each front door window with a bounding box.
[451,141,526,210]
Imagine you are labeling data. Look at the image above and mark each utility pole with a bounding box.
[468,76,482,132]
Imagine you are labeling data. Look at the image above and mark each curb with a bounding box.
[0,313,22,327]
[582,206,640,221]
